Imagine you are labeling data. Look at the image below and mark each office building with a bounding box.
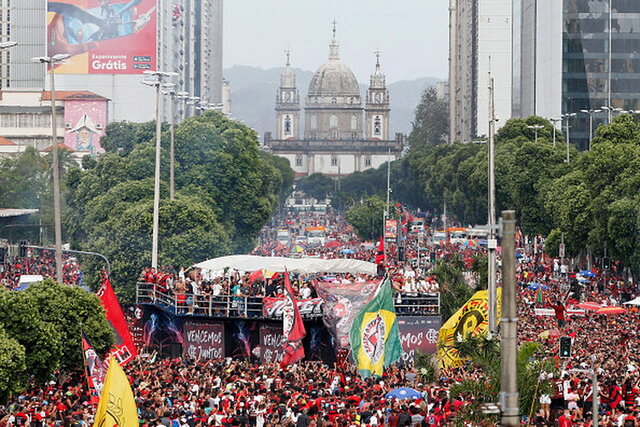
[513,1,640,150]
[448,0,512,143]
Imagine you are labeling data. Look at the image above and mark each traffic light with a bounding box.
[398,246,405,261]
[430,251,437,262]
[559,336,572,358]
[18,240,28,258]
[602,257,611,270]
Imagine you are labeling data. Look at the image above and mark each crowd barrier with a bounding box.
[136,282,440,319]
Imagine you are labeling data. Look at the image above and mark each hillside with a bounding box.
[223,65,442,138]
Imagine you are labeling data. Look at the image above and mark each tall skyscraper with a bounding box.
[448,0,512,143]
[513,0,640,150]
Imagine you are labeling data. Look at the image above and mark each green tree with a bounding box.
[431,258,474,320]
[408,86,449,147]
[0,327,26,402]
[99,121,161,155]
[296,173,335,201]
[345,196,386,240]
[24,279,114,371]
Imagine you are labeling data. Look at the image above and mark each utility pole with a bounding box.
[500,210,519,426]
[488,75,497,335]
[166,89,176,200]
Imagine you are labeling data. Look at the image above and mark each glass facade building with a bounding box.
[514,0,640,151]
[563,0,640,149]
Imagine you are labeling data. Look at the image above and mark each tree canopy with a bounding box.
[65,111,293,296]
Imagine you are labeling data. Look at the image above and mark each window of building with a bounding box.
[365,156,372,167]
[330,114,338,128]
[283,115,292,135]
[331,156,338,166]
[351,114,357,130]
[331,130,340,139]
[295,155,303,167]
[331,97,337,104]
[373,116,382,136]
[310,114,317,129]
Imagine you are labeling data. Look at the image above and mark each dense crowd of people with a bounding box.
[1,206,640,426]
[0,248,84,289]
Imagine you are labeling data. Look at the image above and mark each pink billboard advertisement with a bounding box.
[47,0,157,74]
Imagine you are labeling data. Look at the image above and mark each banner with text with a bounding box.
[385,219,398,241]
[47,0,157,74]
[397,316,441,364]
[260,323,285,363]
[182,320,224,360]
[262,297,323,320]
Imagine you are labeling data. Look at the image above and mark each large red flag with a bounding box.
[97,273,137,365]
[280,271,306,368]
[375,236,385,265]
[82,332,107,404]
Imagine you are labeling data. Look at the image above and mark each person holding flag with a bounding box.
[280,270,306,368]
[349,276,402,378]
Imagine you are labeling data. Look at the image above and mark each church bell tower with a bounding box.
[276,49,300,140]
[365,51,390,140]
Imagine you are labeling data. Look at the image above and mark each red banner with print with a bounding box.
[97,274,137,364]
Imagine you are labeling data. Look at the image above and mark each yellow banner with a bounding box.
[436,289,502,369]
[93,356,138,427]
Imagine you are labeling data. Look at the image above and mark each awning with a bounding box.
[192,255,377,275]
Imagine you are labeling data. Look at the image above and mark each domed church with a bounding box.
[265,25,402,177]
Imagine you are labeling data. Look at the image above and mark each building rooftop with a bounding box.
[0,136,16,146]
[41,91,110,101]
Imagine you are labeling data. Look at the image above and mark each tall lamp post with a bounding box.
[549,117,562,147]
[177,92,190,121]
[31,53,70,284]
[580,109,601,150]
[487,76,498,335]
[141,70,178,269]
[561,113,577,163]
[526,124,544,144]
[163,85,177,200]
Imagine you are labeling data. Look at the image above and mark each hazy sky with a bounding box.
[223,0,449,83]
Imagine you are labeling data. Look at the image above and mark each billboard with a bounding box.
[47,0,157,74]
[384,219,398,241]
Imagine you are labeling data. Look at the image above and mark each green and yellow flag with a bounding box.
[93,356,138,427]
[349,277,402,378]
[436,289,502,369]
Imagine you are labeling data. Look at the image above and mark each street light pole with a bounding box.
[549,118,562,147]
[580,109,601,150]
[142,70,178,269]
[488,76,497,335]
[526,124,544,144]
[32,53,70,284]
[500,210,519,426]
[562,113,576,163]
[164,87,177,200]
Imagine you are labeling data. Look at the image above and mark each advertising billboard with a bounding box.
[47,0,157,74]
[384,219,398,241]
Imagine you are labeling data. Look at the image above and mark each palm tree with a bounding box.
[447,335,557,425]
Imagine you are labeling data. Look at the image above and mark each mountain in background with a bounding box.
[224,65,442,139]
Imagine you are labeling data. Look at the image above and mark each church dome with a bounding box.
[307,30,360,98]
[308,60,360,97]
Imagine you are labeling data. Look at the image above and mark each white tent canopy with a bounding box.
[624,296,640,306]
[192,255,377,275]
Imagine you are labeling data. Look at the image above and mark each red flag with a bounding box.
[82,332,107,404]
[375,236,385,265]
[97,273,137,365]
[280,271,306,368]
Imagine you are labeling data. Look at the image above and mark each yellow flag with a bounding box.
[436,289,502,369]
[93,356,138,427]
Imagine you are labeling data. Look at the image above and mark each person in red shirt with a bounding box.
[557,409,573,427]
